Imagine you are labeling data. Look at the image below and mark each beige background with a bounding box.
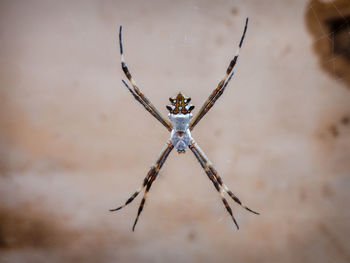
[1,0,350,262]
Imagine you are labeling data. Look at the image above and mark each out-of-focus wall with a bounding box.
[1,0,350,262]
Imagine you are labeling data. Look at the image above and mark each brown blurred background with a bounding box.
[1,0,350,262]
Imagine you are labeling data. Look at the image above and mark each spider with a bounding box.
[110,18,259,231]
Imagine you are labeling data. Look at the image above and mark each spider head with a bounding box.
[166,92,195,114]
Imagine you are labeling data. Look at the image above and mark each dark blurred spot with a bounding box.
[329,125,339,137]
[341,116,349,125]
[231,7,238,16]
[0,203,80,249]
[99,113,108,122]
[255,179,265,190]
[216,36,225,47]
[326,16,350,61]
[0,159,11,177]
[187,230,196,241]
[299,187,307,201]
[225,19,233,27]
[305,1,350,89]
[214,129,222,137]
[0,202,127,262]
[281,45,291,57]
[97,2,115,27]
[322,182,333,198]
[327,116,349,137]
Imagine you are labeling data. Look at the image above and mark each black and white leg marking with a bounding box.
[190,18,248,130]
[189,141,239,229]
[110,141,174,231]
[119,26,172,131]
[189,139,258,229]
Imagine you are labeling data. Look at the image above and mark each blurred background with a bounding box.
[1,0,350,262]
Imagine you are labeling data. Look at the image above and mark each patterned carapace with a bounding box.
[110,18,259,231]
[167,93,195,114]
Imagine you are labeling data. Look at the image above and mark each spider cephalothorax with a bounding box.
[166,93,195,114]
[111,18,259,231]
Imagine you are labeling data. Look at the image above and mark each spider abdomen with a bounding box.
[169,113,193,153]
[170,129,192,153]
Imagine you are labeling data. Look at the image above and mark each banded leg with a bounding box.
[208,165,259,215]
[190,18,248,130]
[119,26,172,131]
[110,141,174,231]
[132,172,156,231]
[191,140,259,215]
[109,169,152,212]
[189,141,239,229]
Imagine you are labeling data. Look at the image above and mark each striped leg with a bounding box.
[110,142,174,231]
[131,142,174,231]
[190,18,248,130]
[109,169,152,212]
[190,141,259,225]
[119,26,172,131]
[132,172,156,231]
[190,140,259,215]
[189,141,239,229]
[208,165,259,215]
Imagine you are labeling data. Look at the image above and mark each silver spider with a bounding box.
[110,18,259,231]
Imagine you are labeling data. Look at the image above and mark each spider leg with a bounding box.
[119,26,172,131]
[189,140,259,226]
[121,79,168,124]
[132,172,156,231]
[208,165,259,215]
[110,141,174,231]
[189,141,239,229]
[190,18,248,130]
[109,170,151,212]
[190,140,259,215]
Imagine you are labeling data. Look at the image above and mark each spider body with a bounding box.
[167,92,194,153]
[111,18,259,231]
